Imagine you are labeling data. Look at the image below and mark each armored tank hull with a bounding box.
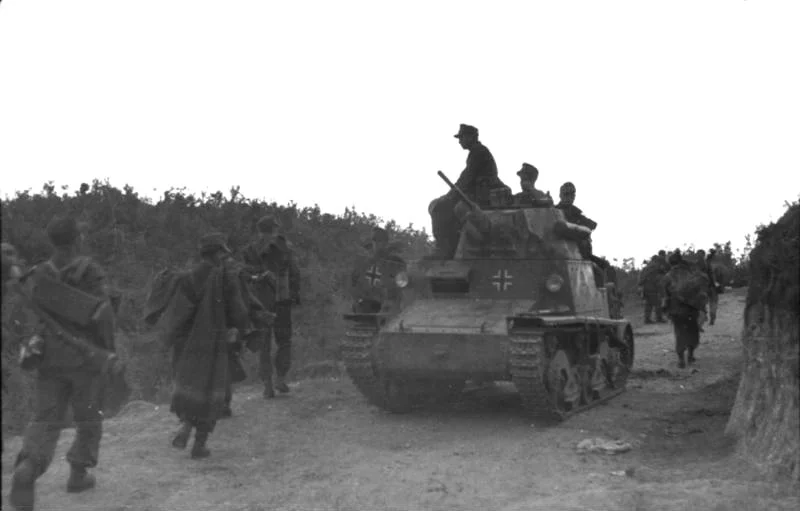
[344,264,634,420]
[343,195,634,420]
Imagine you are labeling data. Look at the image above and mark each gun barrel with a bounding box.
[437,171,479,210]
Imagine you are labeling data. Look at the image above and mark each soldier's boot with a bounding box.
[9,459,36,511]
[687,348,697,365]
[275,375,290,394]
[66,465,96,493]
[263,380,275,399]
[171,422,192,450]
[190,432,211,459]
[677,351,686,369]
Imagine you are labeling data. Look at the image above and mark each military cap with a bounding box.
[46,215,80,247]
[371,227,389,243]
[454,124,479,138]
[517,163,539,179]
[658,250,666,257]
[199,232,232,255]
[256,214,281,233]
[560,182,576,194]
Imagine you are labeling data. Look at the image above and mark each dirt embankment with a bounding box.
[3,289,799,511]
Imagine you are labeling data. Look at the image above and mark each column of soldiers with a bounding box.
[2,213,303,511]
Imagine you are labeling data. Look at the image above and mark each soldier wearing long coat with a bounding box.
[166,233,257,459]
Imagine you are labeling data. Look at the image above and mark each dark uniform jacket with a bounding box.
[241,237,300,306]
[449,142,508,206]
[556,203,598,230]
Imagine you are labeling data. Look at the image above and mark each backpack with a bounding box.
[668,265,709,311]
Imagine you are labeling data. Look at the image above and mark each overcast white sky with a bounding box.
[1,0,798,264]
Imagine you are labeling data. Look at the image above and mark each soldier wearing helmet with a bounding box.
[429,124,510,259]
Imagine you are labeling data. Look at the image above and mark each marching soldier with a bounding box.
[662,251,710,368]
[638,255,668,324]
[167,233,257,458]
[695,249,719,326]
[429,124,509,259]
[241,215,301,399]
[9,216,116,510]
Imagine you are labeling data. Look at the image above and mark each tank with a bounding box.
[342,175,634,421]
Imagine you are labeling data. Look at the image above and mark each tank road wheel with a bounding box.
[546,350,581,413]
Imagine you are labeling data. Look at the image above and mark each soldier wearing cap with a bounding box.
[9,215,116,509]
[429,124,510,259]
[513,163,552,204]
[240,214,301,399]
[168,231,257,458]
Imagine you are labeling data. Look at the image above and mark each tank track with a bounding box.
[341,329,387,408]
[509,332,627,422]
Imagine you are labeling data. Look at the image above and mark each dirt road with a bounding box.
[3,289,799,510]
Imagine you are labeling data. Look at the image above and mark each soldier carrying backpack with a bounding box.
[9,215,123,511]
[661,250,710,368]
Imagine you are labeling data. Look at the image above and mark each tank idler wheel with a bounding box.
[547,350,581,412]
[383,377,413,414]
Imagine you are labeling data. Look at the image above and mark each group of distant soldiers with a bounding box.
[638,248,722,368]
[1,213,306,510]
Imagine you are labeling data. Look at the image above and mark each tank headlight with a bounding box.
[545,274,564,293]
[395,271,409,288]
